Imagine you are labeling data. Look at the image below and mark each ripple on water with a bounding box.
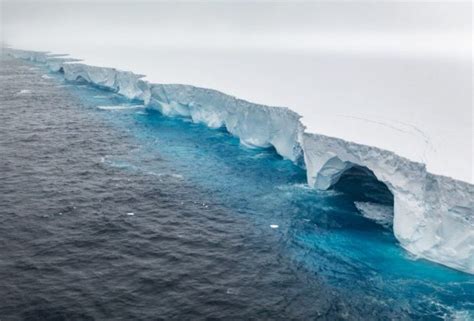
[1,55,473,320]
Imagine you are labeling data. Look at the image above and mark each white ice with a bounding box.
[354,202,393,229]
[97,105,145,111]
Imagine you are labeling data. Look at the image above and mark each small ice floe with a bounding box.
[354,202,393,228]
[226,288,238,295]
[18,89,32,95]
[270,224,279,229]
[126,212,135,216]
[41,74,52,79]
[97,104,145,111]
[252,152,270,159]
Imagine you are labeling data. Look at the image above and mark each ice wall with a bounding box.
[61,64,151,104]
[6,48,473,274]
[149,84,304,163]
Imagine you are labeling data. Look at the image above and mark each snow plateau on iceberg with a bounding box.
[6,48,473,274]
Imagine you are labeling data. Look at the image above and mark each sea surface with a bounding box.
[0,55,473,320]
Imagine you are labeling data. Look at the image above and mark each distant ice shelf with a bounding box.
[6,48,473,274]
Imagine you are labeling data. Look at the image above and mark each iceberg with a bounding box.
[6,48,473,274]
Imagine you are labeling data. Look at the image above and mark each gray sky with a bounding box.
[2,1,471,59]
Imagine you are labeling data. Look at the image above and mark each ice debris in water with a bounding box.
[270,224,279,229]
[97,105,145,111]
[18,89,32,94]
[226,288,238,295]
[127,212,135,216]
[354,202,393,228]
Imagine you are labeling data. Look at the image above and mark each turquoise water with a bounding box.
[2,56,472,320]
[65,70,474,319]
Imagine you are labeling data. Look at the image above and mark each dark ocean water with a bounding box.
[0,56,473,320]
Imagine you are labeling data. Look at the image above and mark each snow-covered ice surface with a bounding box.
[5,47,473,275]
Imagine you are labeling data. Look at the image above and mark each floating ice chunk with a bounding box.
[18,89,31,94]
[270,224,279,229]
[126,212,135,216]
[97,105,145,111]
[226,288,238,295]
[354,202,393,228]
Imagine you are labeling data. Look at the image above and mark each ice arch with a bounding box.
[328,164,394,207]
[302,133,473,273]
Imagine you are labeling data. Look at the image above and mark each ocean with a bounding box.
[0,55,472,320]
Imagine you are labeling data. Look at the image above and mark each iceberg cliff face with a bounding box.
[6,48,473,274]
[61,64,151,104]
[149,84,304,163]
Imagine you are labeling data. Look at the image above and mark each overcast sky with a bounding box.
[2,1,471,60]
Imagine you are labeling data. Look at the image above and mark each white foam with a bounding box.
[18,89,31,94]
[144,170,183,179]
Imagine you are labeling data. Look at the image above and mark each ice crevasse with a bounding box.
[6,48,473,274]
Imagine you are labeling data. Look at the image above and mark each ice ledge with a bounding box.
[6,48,473,274]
